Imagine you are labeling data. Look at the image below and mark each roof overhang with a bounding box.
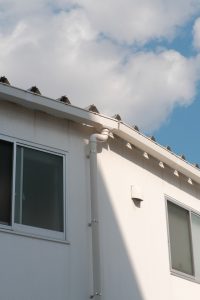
[0,83,200,185]
[115,123,200,184]
[0,83,118,131]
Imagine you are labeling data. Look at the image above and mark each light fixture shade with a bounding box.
[131,185,143,202]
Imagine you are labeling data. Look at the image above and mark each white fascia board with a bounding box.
[115,123,200,185]
[0,83,118,131]
[0,83,200,184]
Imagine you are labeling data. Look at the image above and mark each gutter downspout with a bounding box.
[89,128,110,299]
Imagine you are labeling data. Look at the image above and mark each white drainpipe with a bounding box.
[89,128,110,299]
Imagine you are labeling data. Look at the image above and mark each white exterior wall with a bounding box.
[96,136,200,300]
[0,101,92,300]
[1,99,200,299]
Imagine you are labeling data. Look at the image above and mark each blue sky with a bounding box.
[153,17,200,165]
[0,0,200,165]
[156,90,200,165]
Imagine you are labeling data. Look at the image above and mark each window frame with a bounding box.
[165,196,200,283]
[0,134,68,242]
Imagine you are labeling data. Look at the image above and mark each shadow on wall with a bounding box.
[93,134,196,300]
[92,141,146,300]
[97,177,145,300]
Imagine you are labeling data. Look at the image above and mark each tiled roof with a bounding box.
[0,76,199,181]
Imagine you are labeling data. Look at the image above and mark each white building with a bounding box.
[0,77,200,300]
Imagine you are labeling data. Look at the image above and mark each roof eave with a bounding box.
[0,83,200,185]
[116,123,200,184]
[0,83,118,131]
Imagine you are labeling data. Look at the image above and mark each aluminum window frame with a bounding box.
[0,134,68,242]
[165,196,200,283]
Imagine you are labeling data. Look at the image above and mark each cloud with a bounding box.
[0,1,199,132]
[77,0,200,44]
[119,51,198,130]
[193,17,200,50]
[2,0,200,44]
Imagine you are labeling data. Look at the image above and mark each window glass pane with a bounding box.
[15,146,63,232]
[191,213,200,278]
[167,201,194,275]
[0,140,13,225]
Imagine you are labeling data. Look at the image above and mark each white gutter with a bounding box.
[89,129,110,299]
[1,83,200,185]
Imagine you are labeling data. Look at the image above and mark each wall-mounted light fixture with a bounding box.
[131,185,143,207]
[188,178,193,185]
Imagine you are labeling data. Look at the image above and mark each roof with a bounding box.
[0,78,199,185]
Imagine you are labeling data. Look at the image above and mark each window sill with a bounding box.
[0,225,70,245]
[171,269,200,284]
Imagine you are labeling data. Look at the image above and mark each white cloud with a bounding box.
[0,1,199,132]
[73,0,200,44]
[1,0,200,43]
[119,51,198,130]
[193,18,200,50]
